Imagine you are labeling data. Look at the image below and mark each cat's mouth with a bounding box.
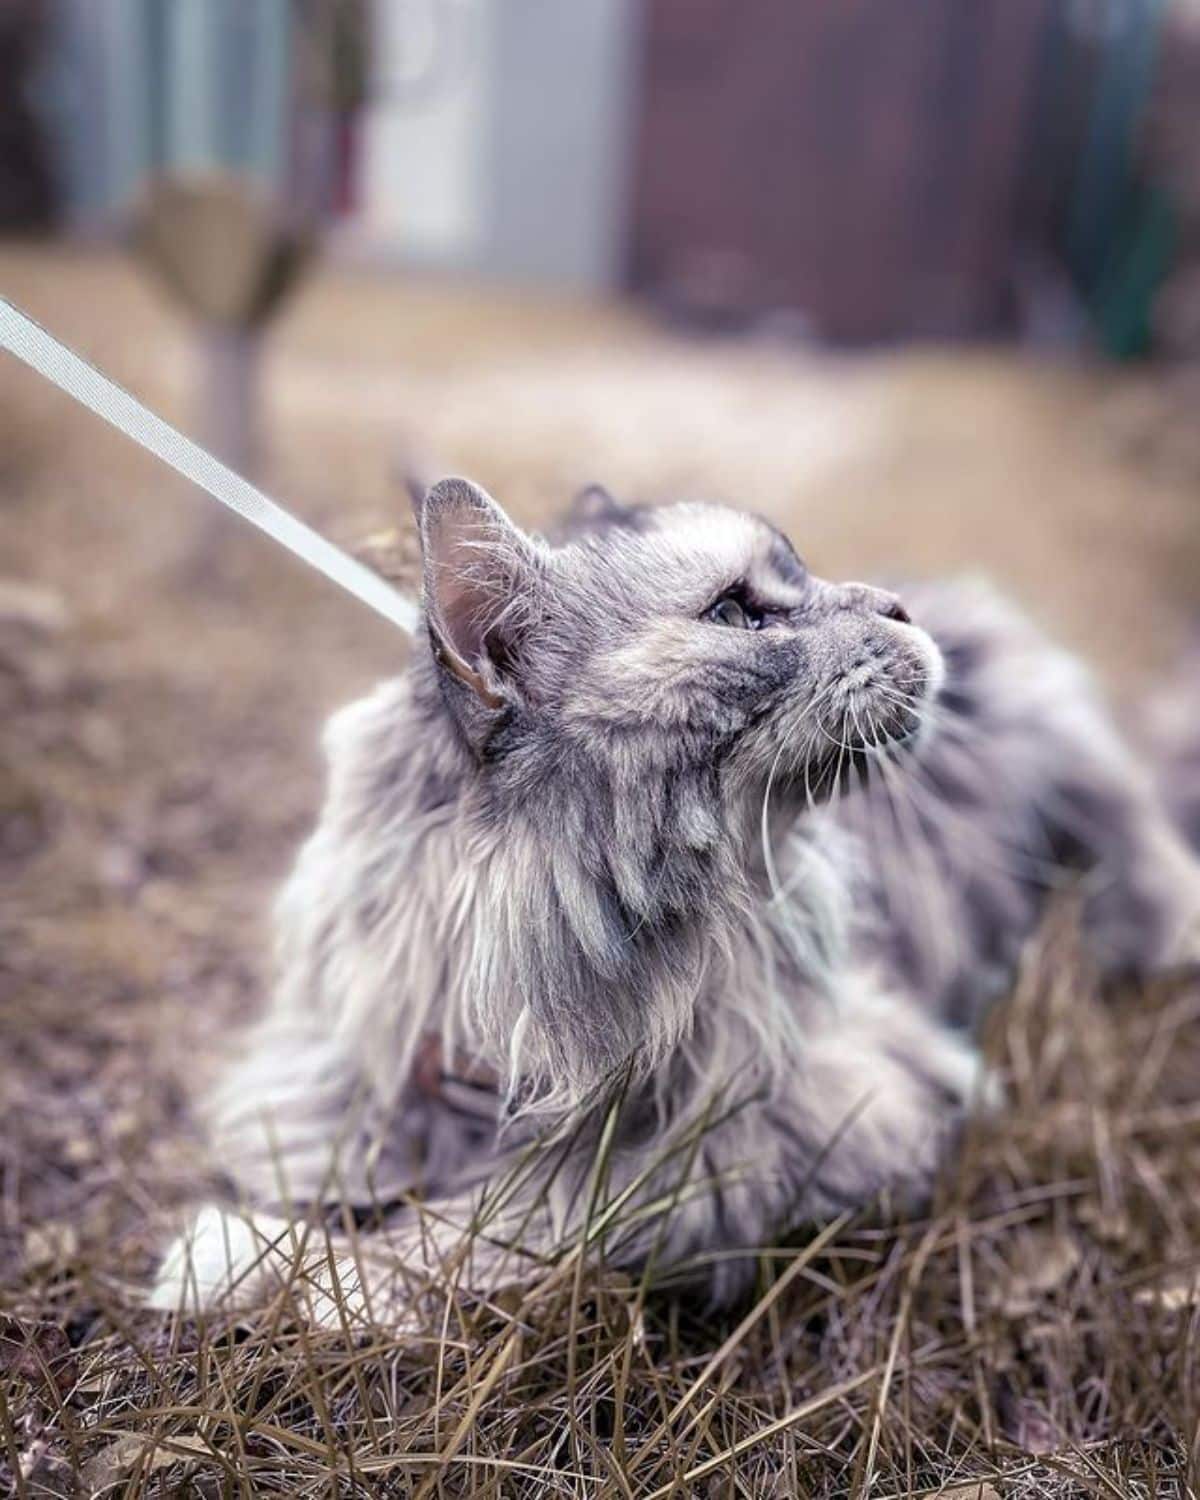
[813,633,944,778]
[745,617,943,802]
[794,691,928,802]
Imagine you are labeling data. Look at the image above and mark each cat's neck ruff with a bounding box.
[272,663,856,1125]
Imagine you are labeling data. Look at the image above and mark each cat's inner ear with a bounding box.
[418,477,539,708]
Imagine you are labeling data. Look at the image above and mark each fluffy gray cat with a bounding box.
[153,477,1200,1322]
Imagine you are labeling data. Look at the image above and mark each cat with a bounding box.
[152,477,1200,1322]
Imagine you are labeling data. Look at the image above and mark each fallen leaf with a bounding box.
[1000,1392,1060,1454]
[81,1432,212,1493]
[353,524,419,587]
[160,1434,212,1459]
[998,1230,1081,1316]
[0,1316,77,1398]
[1074,1196,1131,1246]
[23,1220,79,1270]
[1134,1270,1200,1312]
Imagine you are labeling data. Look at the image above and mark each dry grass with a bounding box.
[5,931,1200,1496]
[3,246,1200,1496]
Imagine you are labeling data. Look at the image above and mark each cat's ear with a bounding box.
[568,484,631,528]
[417,477,541,714]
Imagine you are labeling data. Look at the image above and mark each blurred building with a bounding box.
[34,0,639,291]
[14,0,1200,350]
[360,0,639,289]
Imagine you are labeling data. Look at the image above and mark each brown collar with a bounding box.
[413,1031,499,1118]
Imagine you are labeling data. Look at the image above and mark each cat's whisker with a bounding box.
[878,686,1073,875]
[847,696,944,969]
[760,678,840,914]
[867,680,1065,886]
[869,734,964,980]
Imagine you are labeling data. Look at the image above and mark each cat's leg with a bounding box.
[902,578,1200,991]
[154,1011,509,1316]
[1054,751,1200,978]
[150,1024,363,1314]
[150,1111,565,1325]
[200,1017,397,1208]
[984,642,1200,976]
[552,973,993,1312]
[776,975,996,1213]
[202,1018,496,1207]
[153,977,991,1323]
[151,1018,417,1313]
[603,983,994,1305]
[147,1188,536,1327]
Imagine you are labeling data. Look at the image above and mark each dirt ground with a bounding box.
[3,245,1200,1495]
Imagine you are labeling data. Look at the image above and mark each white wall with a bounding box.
[360,0,492,266]
[359,0,640,289]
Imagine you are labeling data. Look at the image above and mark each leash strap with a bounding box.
[0,296,417,636]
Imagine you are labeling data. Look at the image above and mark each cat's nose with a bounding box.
[839,583,912,624]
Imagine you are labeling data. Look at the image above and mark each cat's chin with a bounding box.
[847,695,932,763]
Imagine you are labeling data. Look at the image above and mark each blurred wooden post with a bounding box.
[199,324,260,478]
[127,0,368,476]
[136,173,311,475]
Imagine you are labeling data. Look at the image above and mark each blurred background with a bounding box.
[3,1,1200,635]
[3,2,1200,1244]
[5,1,1200,624]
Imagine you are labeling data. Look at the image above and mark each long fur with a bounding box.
[152,481,1200,1321]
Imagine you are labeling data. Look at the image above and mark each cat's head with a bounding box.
[415,476,942,814]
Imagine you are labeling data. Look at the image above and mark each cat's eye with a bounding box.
[705,594,763,630]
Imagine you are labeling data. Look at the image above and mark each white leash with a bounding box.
[0,297,418,637]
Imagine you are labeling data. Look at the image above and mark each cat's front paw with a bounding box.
[149,1204,294,1315]
[149,1204,435,1336]
[801,984,999,1213]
